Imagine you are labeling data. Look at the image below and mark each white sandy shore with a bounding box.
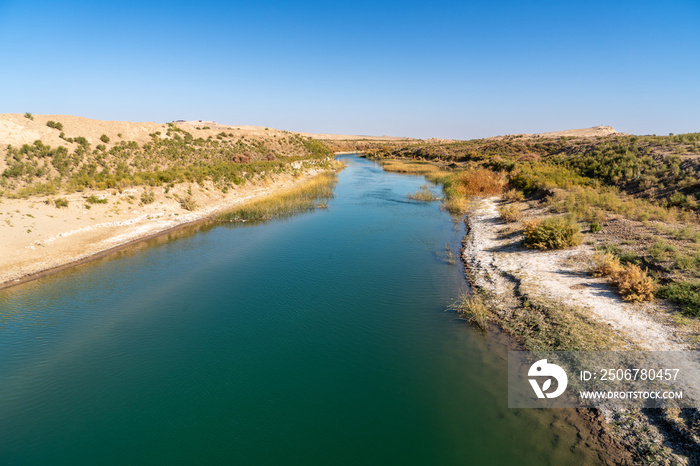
[462,197,689,351]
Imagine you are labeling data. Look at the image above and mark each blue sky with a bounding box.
[1,0,698,139]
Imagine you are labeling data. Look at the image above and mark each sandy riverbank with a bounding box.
[0,168,330,288]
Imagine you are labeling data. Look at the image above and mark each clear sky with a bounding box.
[1,0,698,139]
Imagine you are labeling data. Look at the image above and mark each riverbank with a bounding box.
[0,166,338,289]
[461,196,698,464]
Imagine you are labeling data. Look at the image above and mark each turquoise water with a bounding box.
[0,155,593,464]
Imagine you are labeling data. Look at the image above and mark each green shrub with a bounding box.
[522,216,582,249]
[24,112,33,120]
[85,195,107,204]
[100,134,110,143]
[46,121,63,131]
[590,221,602,232]
[649,241,677,261]
[659,282,700,316]
[54,197,69,208]
[618,252,642,266]
[141,190,156,205]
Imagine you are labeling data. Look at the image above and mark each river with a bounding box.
[0,155,598,464]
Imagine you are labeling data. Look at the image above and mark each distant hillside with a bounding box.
[0,114,335,197]
[490,125,623,140]
[366,129,700,211]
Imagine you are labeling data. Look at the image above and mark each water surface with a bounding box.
[0,155,594,464]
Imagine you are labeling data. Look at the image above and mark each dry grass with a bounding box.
[217,172,337,222]
[449,291,491,330]
[408,185,440,202]
[380,160,441,175]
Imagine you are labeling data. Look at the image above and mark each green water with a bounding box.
[0,155,594,464]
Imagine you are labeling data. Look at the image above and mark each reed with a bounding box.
[449,291,490,330]
[408,184,440,201]
[217,172,337,222]
[380,160,441,175]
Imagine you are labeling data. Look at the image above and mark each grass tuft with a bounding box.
[409,185,440,202]
[449,291,490,330]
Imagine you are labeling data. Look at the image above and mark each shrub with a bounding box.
[610,264,656,302]
[178,194,197,211]
[452,168,506,197]
[503,189,525,202]
[498,204,522,222]
[85,195,107,204]
[46,121,63,131]
[141,190,156,205]
[24,112,33,120]
[590,221,602,232]
[659,282,700,316]
[618,252,642,266]
[54,197,69,208]
[649,241,676,262]
[590,253,623,278]
[100,134,110,143]
[522,216,582,249]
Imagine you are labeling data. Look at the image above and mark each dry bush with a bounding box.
[610,264,657,302]
[590,253,623,278]
[453,168,506,197]
[522,216,582,249]
[591,254,656,302]
[498,204,523,223]
[178,194,197,211]
[503,189,525,202]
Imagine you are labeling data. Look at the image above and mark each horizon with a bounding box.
[1,0,699,139]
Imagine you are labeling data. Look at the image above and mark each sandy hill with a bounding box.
[0,114,415,149]
[491,125,624,140]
